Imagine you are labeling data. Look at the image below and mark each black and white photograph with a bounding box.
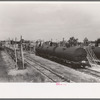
[0,1,100,83]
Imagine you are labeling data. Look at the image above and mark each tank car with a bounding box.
[54,46,86,62]
[35,45,87,67]
[93,47,100,59]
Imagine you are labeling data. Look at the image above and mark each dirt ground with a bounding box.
[0,50,52,82]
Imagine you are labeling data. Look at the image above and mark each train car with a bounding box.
[35,45,87,67]
[54,46,87,62]
[93,47,100,59]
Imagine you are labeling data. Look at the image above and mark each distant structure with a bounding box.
[83,37,89,46]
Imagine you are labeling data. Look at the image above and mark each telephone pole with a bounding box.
[14,37,18,68]
[20,36,24,69]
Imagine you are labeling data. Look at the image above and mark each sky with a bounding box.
[0,2,100,42]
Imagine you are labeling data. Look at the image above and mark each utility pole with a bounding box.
[63,38,64,42]
[63,38,65,46]
[14,37,18,68]
[20,36,24,69]
[9,38,10,48]
[30,41,31,53]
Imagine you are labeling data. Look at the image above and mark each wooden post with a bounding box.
[29,41,31,54]
[20,36,24,69]
[9,38,10,48]
[63,38,65,46]
[14,37,18,68]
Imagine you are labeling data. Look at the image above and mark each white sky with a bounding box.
[0,2,100,42]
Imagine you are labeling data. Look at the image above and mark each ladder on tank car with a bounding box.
[84,46,100,67]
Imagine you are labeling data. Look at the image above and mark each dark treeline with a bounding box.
[1,36,100,48]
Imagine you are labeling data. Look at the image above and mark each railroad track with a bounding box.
[25,52,100,80]
[49,55,100,79]
[24,54,73,83]
[25,60,62,82]
[6,49,72,82]
[76,68,100,78]
[5,50,65,82]
[61,60,100,79]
